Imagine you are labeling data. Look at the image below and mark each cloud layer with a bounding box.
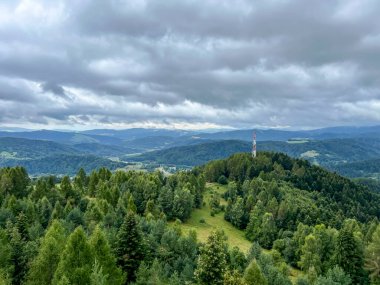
[1,0,380,129]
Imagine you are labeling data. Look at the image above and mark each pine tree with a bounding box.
[26,220,66,285]
[53,227,94,285]
[89,226,124,285]
[335,226,368,284]
[127,196,137,213]
[116,212,145,283]
[74,168,87,191]
[158,186,173,219]
[194,230,228,285]
[60,176,73,199]
[244,259,267,285]
[38,197,52,228]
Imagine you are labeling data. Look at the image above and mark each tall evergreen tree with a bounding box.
[53,227,94,285]
[116,212,145,283]
[335,226,368,284]
[26,220,66,285]
[244,259,267,285]
[89,226,124,285]
[7,224,27,285]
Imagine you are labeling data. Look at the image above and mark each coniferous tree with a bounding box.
[26,220,66,285]
[127,196,137,213]
[158,186,173,219]
[90,260,108,285]
[53,226,94,285]
[7,224,27,285]
[223,270,246,285]
[89,226,124,285]
[244,259,267,285]
[60,176,73,199]
[194,230,228,285]
[116,212,145,283]
[335,226,368,284]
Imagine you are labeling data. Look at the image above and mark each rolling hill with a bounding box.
[129,138,380,179]
[0,137,127,175]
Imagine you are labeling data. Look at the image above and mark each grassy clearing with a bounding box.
[173,182,303,283]
[173,182,251,253]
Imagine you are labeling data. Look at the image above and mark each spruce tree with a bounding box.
[335,226,368,284]
[60,176,73,199]
[244,259,267,285]
[53,226,94,285]
[116,212,145,283]
[194,230,228,285]
[7,225,27,285]
[26,220,66,285]
[89,226,124,285]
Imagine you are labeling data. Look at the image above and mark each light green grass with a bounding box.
[173,182,251,253]
[174,182,303,283]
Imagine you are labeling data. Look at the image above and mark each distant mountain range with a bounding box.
[129,138,380,178]
[0,125,380,177]
[0,137,126,176]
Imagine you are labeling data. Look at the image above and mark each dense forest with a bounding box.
[0,152,379,284]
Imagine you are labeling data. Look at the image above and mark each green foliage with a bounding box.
[116,212,145,282]
[314,266,351,285]
[195,230,228,285]
[299,234,322,273]
[335,225,368,284]
[26,220,66,285]
[0,149,379,285]
[89,226,124,285]
[365,224,380,284]
[244,259,268,285]
[53,227,94,285]
[90,260,108,285]
[223,270,246,285]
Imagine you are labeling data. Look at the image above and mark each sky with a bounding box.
[1,0,380,130]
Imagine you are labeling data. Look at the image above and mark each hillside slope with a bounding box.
[129,138,380,170]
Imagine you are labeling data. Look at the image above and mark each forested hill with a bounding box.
[129,140,251,166]
[0,137,127,175]
[201,152,380,224]
[0,152,379,284]
[130,138,380,179]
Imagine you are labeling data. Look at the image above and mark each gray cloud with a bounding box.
[0,0,380,129]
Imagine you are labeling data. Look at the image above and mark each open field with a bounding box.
[172,182,303,283]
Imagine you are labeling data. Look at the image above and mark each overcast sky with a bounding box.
[1,0,380,130]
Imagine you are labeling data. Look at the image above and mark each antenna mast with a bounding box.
[252,131,257,158]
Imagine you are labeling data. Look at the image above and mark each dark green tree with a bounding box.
[116,212,145,283]
[335,226,368,284]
